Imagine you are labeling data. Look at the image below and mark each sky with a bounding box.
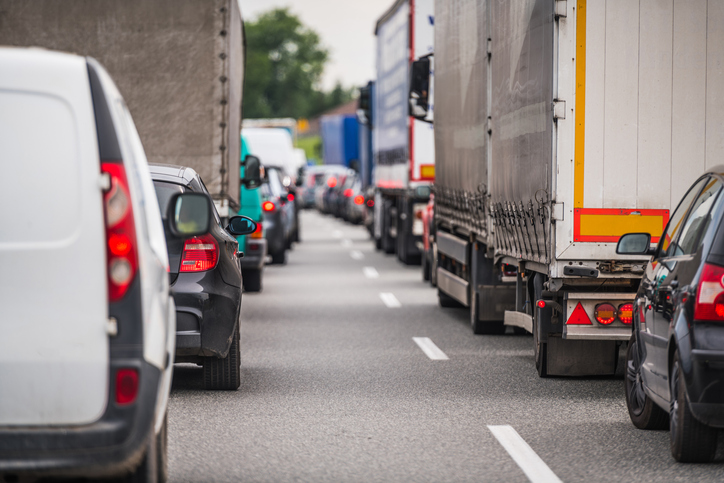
[239,0,394,91]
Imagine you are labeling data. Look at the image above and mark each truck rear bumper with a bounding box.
[564,325,631,341]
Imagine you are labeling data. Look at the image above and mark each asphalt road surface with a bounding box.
[168,210,724,482]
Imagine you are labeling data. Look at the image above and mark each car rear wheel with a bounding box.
[669,349,718,462]
[124,427,158,482]
[203,325,241,390]
[156,411,168,483]
[270,249,287,265]
[625,334,668,429]
[242,268,263,292]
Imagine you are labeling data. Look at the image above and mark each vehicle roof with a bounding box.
[148,164,198,185]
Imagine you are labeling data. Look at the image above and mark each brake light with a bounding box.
[354,195,364,205]
[327,177,337,188]
[344,188,353,197]
[180,234,218,272]
[115,368,139,405]
[618,303,633,324]
[262,201,275,212]
[287,193,295,201]
[367,199,374,208]
[102,163,138,302]
[594,303,617,325]
[694,263,724,321]
[251,222,263,239]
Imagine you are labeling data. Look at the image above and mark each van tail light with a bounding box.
[102,162,138,302]
[250,222,263,239]
[262,201,275,212]
[287,193,295,202]
[594,303,617,325]
[344,188,353,197]
[694,263,724,321]
[115,368,139,405]
[618,303,633,324]
[327,177,337,188]
[354,195,364,205]
[180,234,218,272]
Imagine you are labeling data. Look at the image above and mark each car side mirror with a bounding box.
[242,155,262,189]
[616,233,655,256]
[167,193,211,238]
[226,215,257,236]
[409,57,430,121]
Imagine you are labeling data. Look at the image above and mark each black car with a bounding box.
[261,166,295,264]
[150,165,256,390]
[618,169,724,462]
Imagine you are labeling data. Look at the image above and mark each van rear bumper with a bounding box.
[0,360,160,478]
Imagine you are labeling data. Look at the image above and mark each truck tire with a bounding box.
[203,325,241,390]
[533,275,548,377]
[625,334,668,430]
[670,349,718,462]
[422,251,431,281]
[242,268,263,292]
[375,236,383,250]
[430,243,438,287]
[470,290,505,335]
[382,204,395,254]
[271,249,287,265]
[438,288,463,308]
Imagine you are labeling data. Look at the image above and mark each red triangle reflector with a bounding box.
[567,302,592,325]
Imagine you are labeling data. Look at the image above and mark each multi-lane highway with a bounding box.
[168,211,724,482]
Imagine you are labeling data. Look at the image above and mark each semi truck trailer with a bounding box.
[373,0,434,264]
[411,0,724,376]
[0,0,245,219]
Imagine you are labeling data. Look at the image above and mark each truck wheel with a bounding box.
[242,268,263,292]
[422,252,431,281]
[375,236,383,250]
[203,325,241,390]
[382,202,395,254]
[430,243,438,287]
[270,249,287,265]
[670,349,718,462]
[438,288,462,308]
[625,334,668,430]
[470,290,505,335]
[156,411,168,483]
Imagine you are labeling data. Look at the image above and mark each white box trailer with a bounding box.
[373,0,435,264]
[423,0,724,376]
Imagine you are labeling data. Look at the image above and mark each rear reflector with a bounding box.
[102,162,138,302]
[567,302,592,325]
[594,303,616,325]
[262,201,275,212]
[180,234,218,272]
[354,195,364,205]
[115,368,139,405]
[694,263,724,321]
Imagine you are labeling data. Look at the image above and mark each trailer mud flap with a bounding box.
[478,285,516,321]
[546,337,617,376]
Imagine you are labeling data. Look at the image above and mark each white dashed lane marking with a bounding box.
[363,267,379,279]
[379,292,401,308]
[487,425,562,483]
[412,337,449,360]
[350,250,364,260]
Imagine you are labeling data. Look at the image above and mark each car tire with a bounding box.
[470,290,505,335]
[203,325,241,390]
[124,428,158,483]
[669,349,718,462]
[624,334,668,430]
[271,249,287,265]
[242,268,263,292]
[438,288,462,308]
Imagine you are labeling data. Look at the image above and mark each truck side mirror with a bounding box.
[242,154,262,189]
[409,57,430,120]
[167,192,211,238]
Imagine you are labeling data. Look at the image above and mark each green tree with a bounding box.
[243,8,329,119]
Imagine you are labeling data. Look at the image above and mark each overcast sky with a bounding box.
[239,0,394,91]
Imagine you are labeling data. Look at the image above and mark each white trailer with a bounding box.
[373,0,435,264]
[417,0,724,376]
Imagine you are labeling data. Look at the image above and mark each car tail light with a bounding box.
[694,263,724,321]
[354,195,364,205]
[344,188,353,197]
[327,177,337,188]
[115,368,139,405]
[180,234,218,272]
[367,199,374,208]
[262,201,275,212]
[251,222,263,239]
[102,163,138,302]
[594,303,616,325]
[567,302,592,325]
[618,303,633,324]
[287,193,295,201]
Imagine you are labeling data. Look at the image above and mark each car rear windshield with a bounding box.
[153,181,185,218]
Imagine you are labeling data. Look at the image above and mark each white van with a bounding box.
[0,48,200,482]
[242,127,297,179]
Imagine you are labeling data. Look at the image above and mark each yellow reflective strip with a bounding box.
[574,0,587,208]
[579,214,665,237]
